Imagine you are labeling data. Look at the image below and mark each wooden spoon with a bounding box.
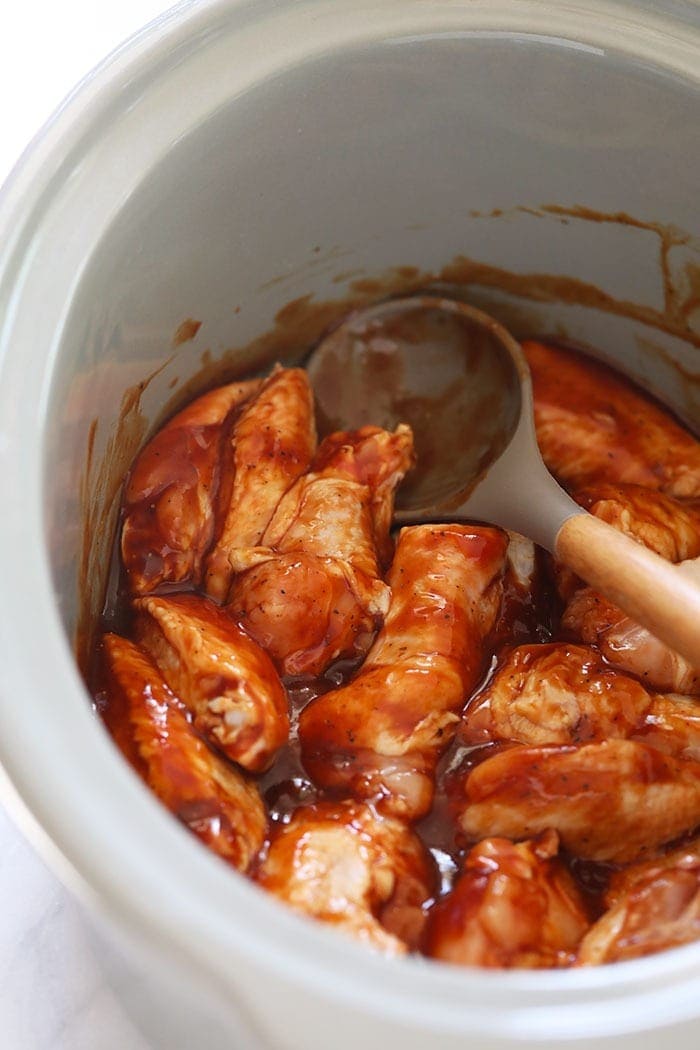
[307,295,700,668]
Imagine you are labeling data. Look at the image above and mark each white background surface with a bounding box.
[1,5,175,1048]
[1,2,174,186]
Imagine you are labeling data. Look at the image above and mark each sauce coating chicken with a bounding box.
[121,379,261,595]
[578,839,700,964]
[256,800,435,954]
[459,739,700,863]
[133,593,289,772]
[204,366,317,601]
[525,339,700,496]
[299,524,507,820]
[310,423,415,565]
[96,341,700,969]
[227,426,413,675]
[563,588,700,696]
[102,633,266,870]
[462,643,654,747]
[425,830,589,968]
[462,642,700,760]
[575,483,700,563]
[554,480,700,692]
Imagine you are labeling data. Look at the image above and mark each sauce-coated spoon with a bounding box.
[308,295,700,668]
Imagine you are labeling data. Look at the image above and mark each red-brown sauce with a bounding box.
[88,334,700,957]
[91,444,609,909]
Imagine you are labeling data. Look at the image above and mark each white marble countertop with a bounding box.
[0,6,183,1049]
[0,806,153,1050]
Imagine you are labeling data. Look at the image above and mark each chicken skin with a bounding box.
[299,524,507,820]
[462,643,654,748]
[635,693,700,762]
[256,800,435,954]
[575,483,700,563]
[121,379,261,595]
[102,633,266,871]
[133,593,289,772]
[555,483,700,603]
[458,738,700,863]
[310,423,415,565]
[463,642,700,762]
[228,426,413,676]
[425,830,589,968]
[578,839,700,964]
[525,339,700,497]
[562,588,700,696]
[557,481,700,693]
[204,366,316,601]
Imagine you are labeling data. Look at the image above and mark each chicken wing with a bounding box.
[102,633,267,870]
[634,693,700,763]
[228,426,413,676]
[256,800,435,954]
[555,482,700,602]
[577,839,700,964]
[310,424,415,564]
[204,366,316,601]
[462,643,654,748]
[556,480,700,692]
[524,340,700,497]
[458,738,700,863]
[463,642,700,763]
[121,380,260,595]
[133,593,289,772]
[575,483,700,563]
[299,524,507,820]
[562,588,700,695]
[425,830,589,968]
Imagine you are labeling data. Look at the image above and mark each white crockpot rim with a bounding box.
[1,0,700,1040]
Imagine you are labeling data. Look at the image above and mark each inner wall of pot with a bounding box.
[44,29,700,645]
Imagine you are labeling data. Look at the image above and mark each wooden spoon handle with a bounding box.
[556,512,700,669]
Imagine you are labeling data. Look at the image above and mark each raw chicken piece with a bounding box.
[133,593,289,772]
[256,800,435,954]
[121,379,260,595]
[458,738,700,863]
[492,532,558,647]
[606,837,700,906]
[310,424,415,564]
[555,482,700,602]
[463,642,700,760]
[204,366,316,601]
[102,633,266,871]
[230,551,384,677]
[462,643,654,747]
[557,481,700,693]
[299,524,507,820]
[634,693,700,763]
[228,426,414,676]
[575,483,700,563]
[425,830,589,968]
[524,340,700,497]
[578,839,700,964]
[562,588,700,696]
[505,532,537,591]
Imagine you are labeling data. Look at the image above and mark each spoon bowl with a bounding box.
[308,297,523,512]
